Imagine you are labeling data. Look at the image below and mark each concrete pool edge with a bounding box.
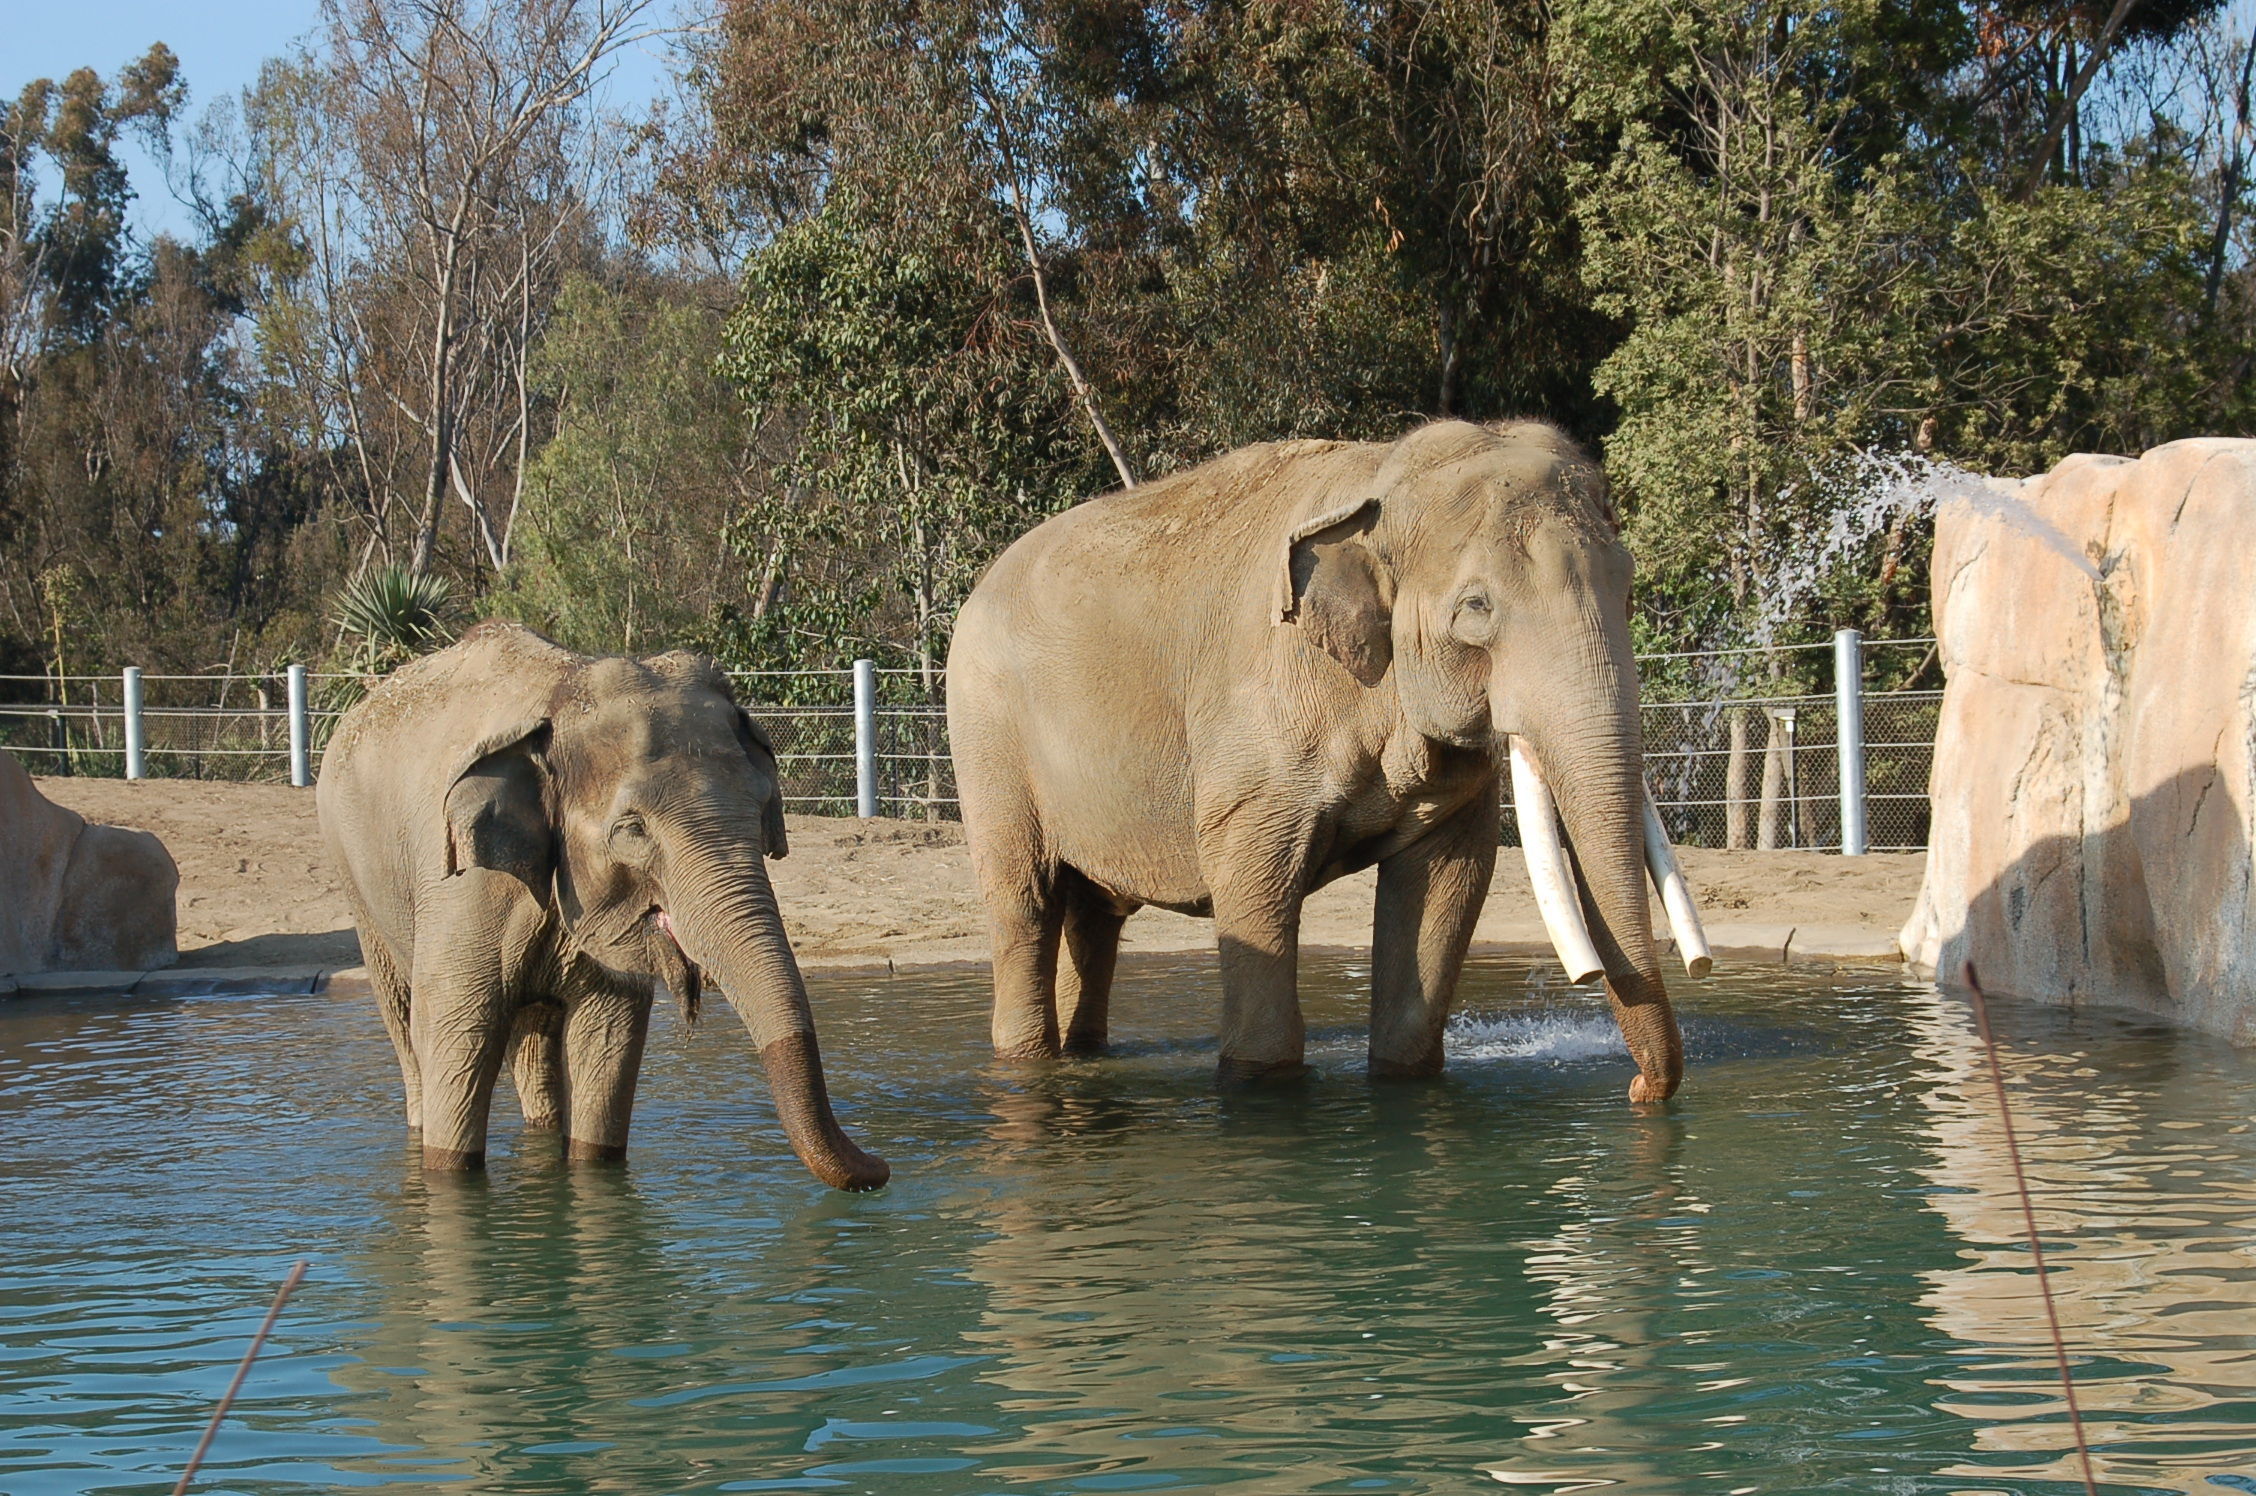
[0,920,1910,1000]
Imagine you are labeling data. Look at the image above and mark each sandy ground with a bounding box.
[35,776,1925,976]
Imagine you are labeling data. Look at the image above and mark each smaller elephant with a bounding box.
[317,621,886,1189]
[0,749,178,976]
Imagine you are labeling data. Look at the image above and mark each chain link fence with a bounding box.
[0,636,1937,844]
[1636,638,1940,852]
[730,669,956,817]
[0,673,357,784]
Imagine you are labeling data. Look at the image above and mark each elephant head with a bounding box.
[441,650,889,1189]
[1282,420,1685,1100]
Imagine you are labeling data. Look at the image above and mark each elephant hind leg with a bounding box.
[986,881,1065,1059]
[1057,869,1130,1056]
[364,937,422,1133]
[508,1000,566,1132]
[970,815,1067,1059]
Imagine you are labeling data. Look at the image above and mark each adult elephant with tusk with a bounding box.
[317,621,887,1189]
[947,419,1706,1101]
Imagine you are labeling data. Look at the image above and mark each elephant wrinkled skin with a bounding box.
[317,621,886,1188]
[947,420,1684,1100]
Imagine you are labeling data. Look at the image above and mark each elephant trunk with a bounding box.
[1506,641,1684,1102]
[663,847,889,1190]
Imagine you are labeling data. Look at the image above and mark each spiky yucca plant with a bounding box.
[332,566,456,673]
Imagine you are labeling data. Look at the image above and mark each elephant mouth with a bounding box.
[645,907,702,1021]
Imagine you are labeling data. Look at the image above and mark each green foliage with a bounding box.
[331,565,455,671]
[1561,0,2242,653]
[714,193,1098,693]
[2,6,2251,694]
[484,273,751,656]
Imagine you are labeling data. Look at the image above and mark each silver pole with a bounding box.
[1834,628,1868,855]
[852,658,878,819]
[1779,706,1799,848]
[287,664,311,788]
[123,667,146,781]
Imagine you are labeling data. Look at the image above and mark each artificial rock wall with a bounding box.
[0,750,178,976]
[1900,438,2256,1044]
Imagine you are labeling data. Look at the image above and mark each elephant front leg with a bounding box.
[561,983,653,1163]
[411,875,547,1171]
[410,972,515,1171]
[508,1001,566,1132]
[1369,797,1497,1077]
[1211,879,1308,1084]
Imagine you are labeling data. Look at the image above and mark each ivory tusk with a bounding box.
[1642,789,1713,977]
[1508,738,1605,984]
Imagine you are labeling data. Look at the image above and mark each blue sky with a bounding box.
[2,0,681,239]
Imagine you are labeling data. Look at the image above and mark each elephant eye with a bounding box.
[611,814,649,842]
[1461,593,1492,615]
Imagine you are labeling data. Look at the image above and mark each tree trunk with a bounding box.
[2018,0,2139,198]
[1757,710,1788,851]
[2205,40,2255,318]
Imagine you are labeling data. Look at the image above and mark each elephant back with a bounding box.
[318,622,583,932]
[327,622,580,777]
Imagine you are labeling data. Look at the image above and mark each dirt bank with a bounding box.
[36,776,1925,973]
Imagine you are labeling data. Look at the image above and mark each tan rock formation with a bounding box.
[1900,438,2256,1043]
[0,750,178,976]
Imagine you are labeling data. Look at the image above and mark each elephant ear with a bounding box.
[442,718,554,891]
[1277,496,1393,688]
[733,708,790,860]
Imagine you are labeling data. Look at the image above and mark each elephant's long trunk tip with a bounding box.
[759,1031,891,1191]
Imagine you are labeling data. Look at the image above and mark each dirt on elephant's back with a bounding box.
[32,776,1923,974]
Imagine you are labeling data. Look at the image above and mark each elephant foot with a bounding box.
[422,1145,486,1171]
[567,1138,628,1163]
[994,1041,1063,1063]
[1215,1056,1309,1087]
[1059,1035,1109,1058]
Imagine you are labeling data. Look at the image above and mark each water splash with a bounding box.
[1747,450,1993,652]
[1445,1007,1628,1064]
[1641,450,1995,825]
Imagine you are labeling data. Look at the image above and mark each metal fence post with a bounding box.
[123,667,146,780]
[287,665,311,788]
[852,659,878,818]
[1834,628,1868,856]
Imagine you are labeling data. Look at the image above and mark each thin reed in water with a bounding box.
[1963,964,2099,1496]
[170,1259,307,1495]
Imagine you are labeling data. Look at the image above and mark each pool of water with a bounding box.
[3,954,2254,1494]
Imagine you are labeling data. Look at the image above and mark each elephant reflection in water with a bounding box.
[332,1162,880,1490]
[955,1069,1700,1491]
[1905,995,2256,1492]
[329,1163,682,1486]
[1477,1110,1703,1490]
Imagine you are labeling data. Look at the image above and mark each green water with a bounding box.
[2,955,2253,1494]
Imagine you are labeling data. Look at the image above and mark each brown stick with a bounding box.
[171,1260,309,1495]
[1962,965,2099,1496]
